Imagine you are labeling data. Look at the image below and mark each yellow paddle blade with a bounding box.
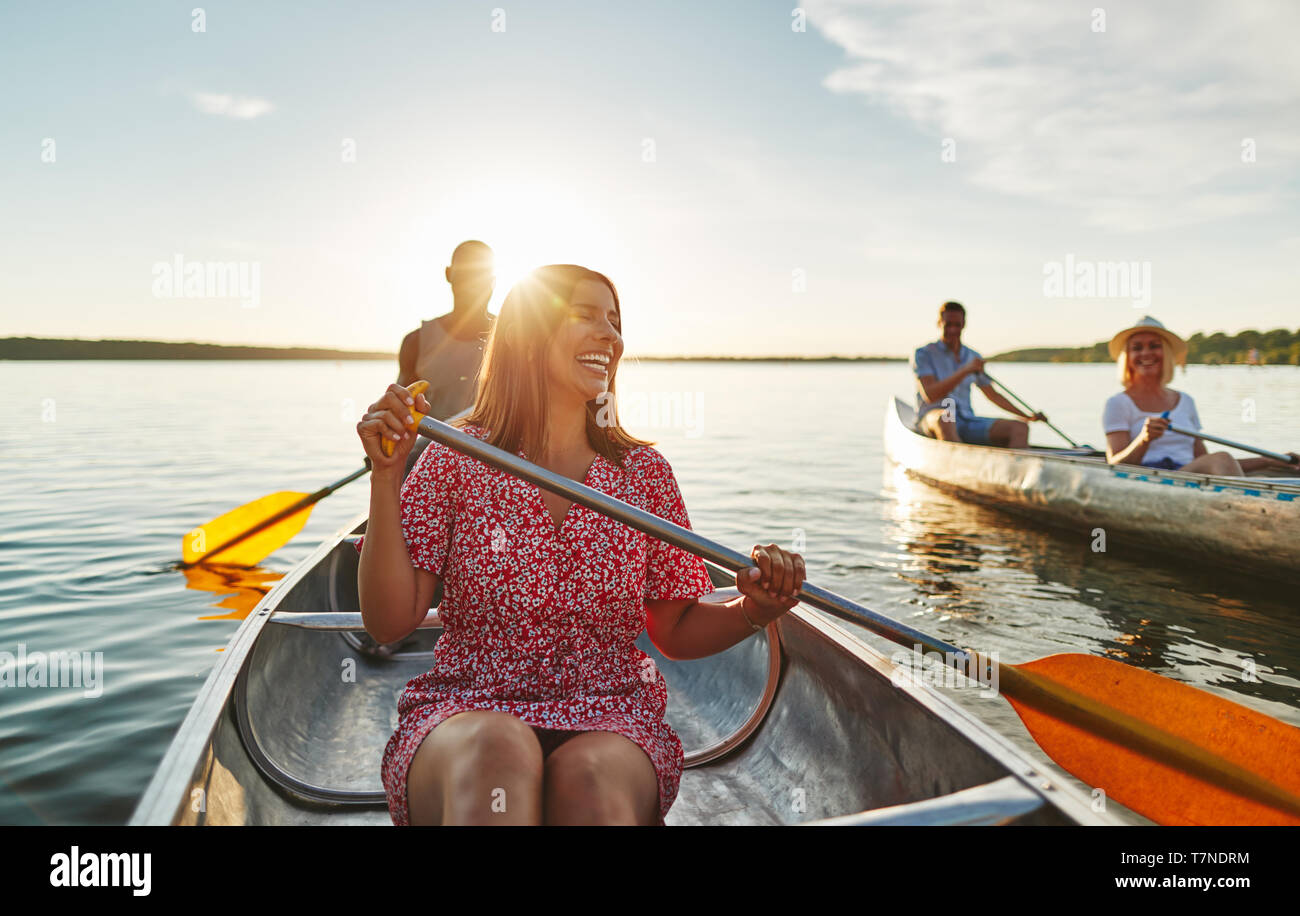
[999,653,1300,825]
[182,491,314,566]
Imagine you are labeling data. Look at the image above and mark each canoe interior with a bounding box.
[135,514,1113,826]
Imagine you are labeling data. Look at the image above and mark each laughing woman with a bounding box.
[1103,317,1298,474]
[355,264,804,826]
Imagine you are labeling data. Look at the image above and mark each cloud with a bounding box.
[189,92,274,119]
[805,0,1300,231]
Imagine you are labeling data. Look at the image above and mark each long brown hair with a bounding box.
[455,264,651,466]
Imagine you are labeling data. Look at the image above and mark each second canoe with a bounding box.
[883,398,1300,585]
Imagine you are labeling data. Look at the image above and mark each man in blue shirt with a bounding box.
[911,302,1044,447]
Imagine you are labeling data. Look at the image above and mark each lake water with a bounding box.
[1,359,1297,824]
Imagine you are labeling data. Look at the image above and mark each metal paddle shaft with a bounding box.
[414,415,963,659]
[1159,413,1297,465]
[984,374,1081,448]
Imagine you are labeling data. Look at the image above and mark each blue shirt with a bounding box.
[911,340,990,419]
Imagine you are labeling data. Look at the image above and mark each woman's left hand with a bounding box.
[737,543,806,624]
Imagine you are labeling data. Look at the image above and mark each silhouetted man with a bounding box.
[398,240,494,401]
[398,240,495,474]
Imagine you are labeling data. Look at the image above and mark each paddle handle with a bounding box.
[1159,412,1297,464]
[414,415,963,658]
[381,380,430,457]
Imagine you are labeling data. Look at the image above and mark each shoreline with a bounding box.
[4,336,1295,365]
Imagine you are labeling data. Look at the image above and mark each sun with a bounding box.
[392,182,623,317]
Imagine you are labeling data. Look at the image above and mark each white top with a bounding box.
[1102,390,1201,467]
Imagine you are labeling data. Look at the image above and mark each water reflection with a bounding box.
[179,564,279,621]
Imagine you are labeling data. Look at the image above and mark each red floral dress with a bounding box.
[356,424,714,825]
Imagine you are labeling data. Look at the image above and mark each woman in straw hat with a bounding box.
[1102,316,1297,474]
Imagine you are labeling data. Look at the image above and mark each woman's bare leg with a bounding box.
[542,731,660,826]
[406,710,544,825]
[1181,451,1243,476]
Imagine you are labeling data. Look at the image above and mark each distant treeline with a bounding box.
[994,328,1300,366]
[0,338,395,360]
[633,355,903,362]
[0,337,908,362]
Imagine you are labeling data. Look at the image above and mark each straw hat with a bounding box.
[1108,316,1188,366]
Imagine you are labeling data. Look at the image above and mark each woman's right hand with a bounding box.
[1139,415,1169,443]
[357,383,431,475]
[737,543,806,626]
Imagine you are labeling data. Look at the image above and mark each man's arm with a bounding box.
[396,330,418,386]
[917,364,975,404]
[977,383,1036,420]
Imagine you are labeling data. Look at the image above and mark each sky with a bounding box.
[2,0,1297,357]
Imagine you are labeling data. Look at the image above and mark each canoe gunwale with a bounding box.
[128,513,357,826]
[807,774,1047,826]
[779,604,1115,825]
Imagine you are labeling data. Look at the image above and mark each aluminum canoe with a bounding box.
[132,512,1120,826]
[883,397,1300,585]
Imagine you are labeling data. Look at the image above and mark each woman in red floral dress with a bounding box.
[356,264,805,825]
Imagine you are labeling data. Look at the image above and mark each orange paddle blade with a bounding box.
[182,491,313,566]
[1000,653,1300,825]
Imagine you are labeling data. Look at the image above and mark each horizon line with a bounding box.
[4,329,1294,363]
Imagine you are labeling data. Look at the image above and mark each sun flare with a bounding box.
[393,183,622,317]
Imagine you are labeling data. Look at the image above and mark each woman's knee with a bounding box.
[543,734,658,824]
[1211,451,1242,475]
[410,711,544,822]
[1183,452,1239,476]
[437,711,545,777]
